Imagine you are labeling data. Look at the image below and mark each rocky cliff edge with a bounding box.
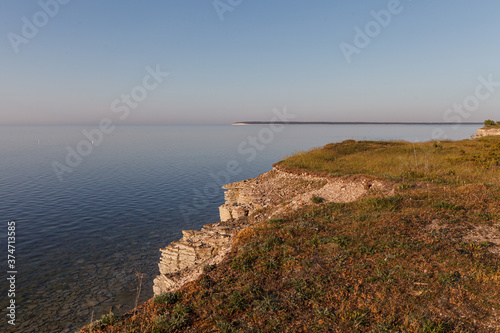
[472,127,500,139]
[153,168,392,295]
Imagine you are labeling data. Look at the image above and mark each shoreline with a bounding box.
[81,136,500,332]
[152,168,389,296]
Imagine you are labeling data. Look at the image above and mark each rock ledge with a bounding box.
[153,168,391,295]
[472,127,500,139]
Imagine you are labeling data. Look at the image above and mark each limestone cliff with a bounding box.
[153,168,391,295]
[472,127,500,139]
[152,219,250,295]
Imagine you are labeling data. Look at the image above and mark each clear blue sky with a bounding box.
[1,0,499,125]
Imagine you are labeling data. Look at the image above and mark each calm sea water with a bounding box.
[0,124,480,332]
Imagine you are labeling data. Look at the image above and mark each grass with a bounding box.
[80,137,500,332]
[275,137,500,184]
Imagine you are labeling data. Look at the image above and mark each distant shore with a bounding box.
[232,121,483,126]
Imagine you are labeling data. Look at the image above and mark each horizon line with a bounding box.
[0,122,485,126]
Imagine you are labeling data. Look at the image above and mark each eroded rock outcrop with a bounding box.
[153,219,249,295]
[153,168,391,295]
[219,168,390,221]
[473,127,500,139]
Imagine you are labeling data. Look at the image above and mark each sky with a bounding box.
[0,0,499,125]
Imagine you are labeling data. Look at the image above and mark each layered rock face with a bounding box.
[153,168,390,295]
[473,127,500,138]
[153,220,249,295]
[219,168,389,222]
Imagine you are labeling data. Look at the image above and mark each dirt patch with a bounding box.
[464,225,500,255]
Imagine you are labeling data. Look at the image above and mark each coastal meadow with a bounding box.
[81,136,500,332]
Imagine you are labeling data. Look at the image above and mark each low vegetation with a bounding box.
[81,136,500,332]
[277,137,500,184]
[484,119,500,127]
[311,195,325,204]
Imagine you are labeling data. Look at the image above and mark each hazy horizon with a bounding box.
[1,1,499,125]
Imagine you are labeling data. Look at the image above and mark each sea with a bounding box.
[0,124,481,332]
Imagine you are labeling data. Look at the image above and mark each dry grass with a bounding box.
[80,137,500,332]
[275,137,500,185]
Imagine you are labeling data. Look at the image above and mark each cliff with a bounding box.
[82,138,500,332]
[472,127,500,138]
[153,168,390,295]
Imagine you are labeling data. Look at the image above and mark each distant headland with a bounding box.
[232,121,483,125]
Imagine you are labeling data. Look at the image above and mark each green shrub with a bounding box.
[311,195,324,204]
[173,303,191,315]
[154,313,171,326]
[227,292,247,313]
[421,319,447,332]
[398,183,412,190]
[230,249,257,272]
[153,292,181,305]
[433,201,464,211]
[484,119,495,126]
[331,236,351,247]
[154,312,189,330]
[216,320,239,333]
[198,274,213,288]
[100,312,117,326]
[203,264,216,272]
